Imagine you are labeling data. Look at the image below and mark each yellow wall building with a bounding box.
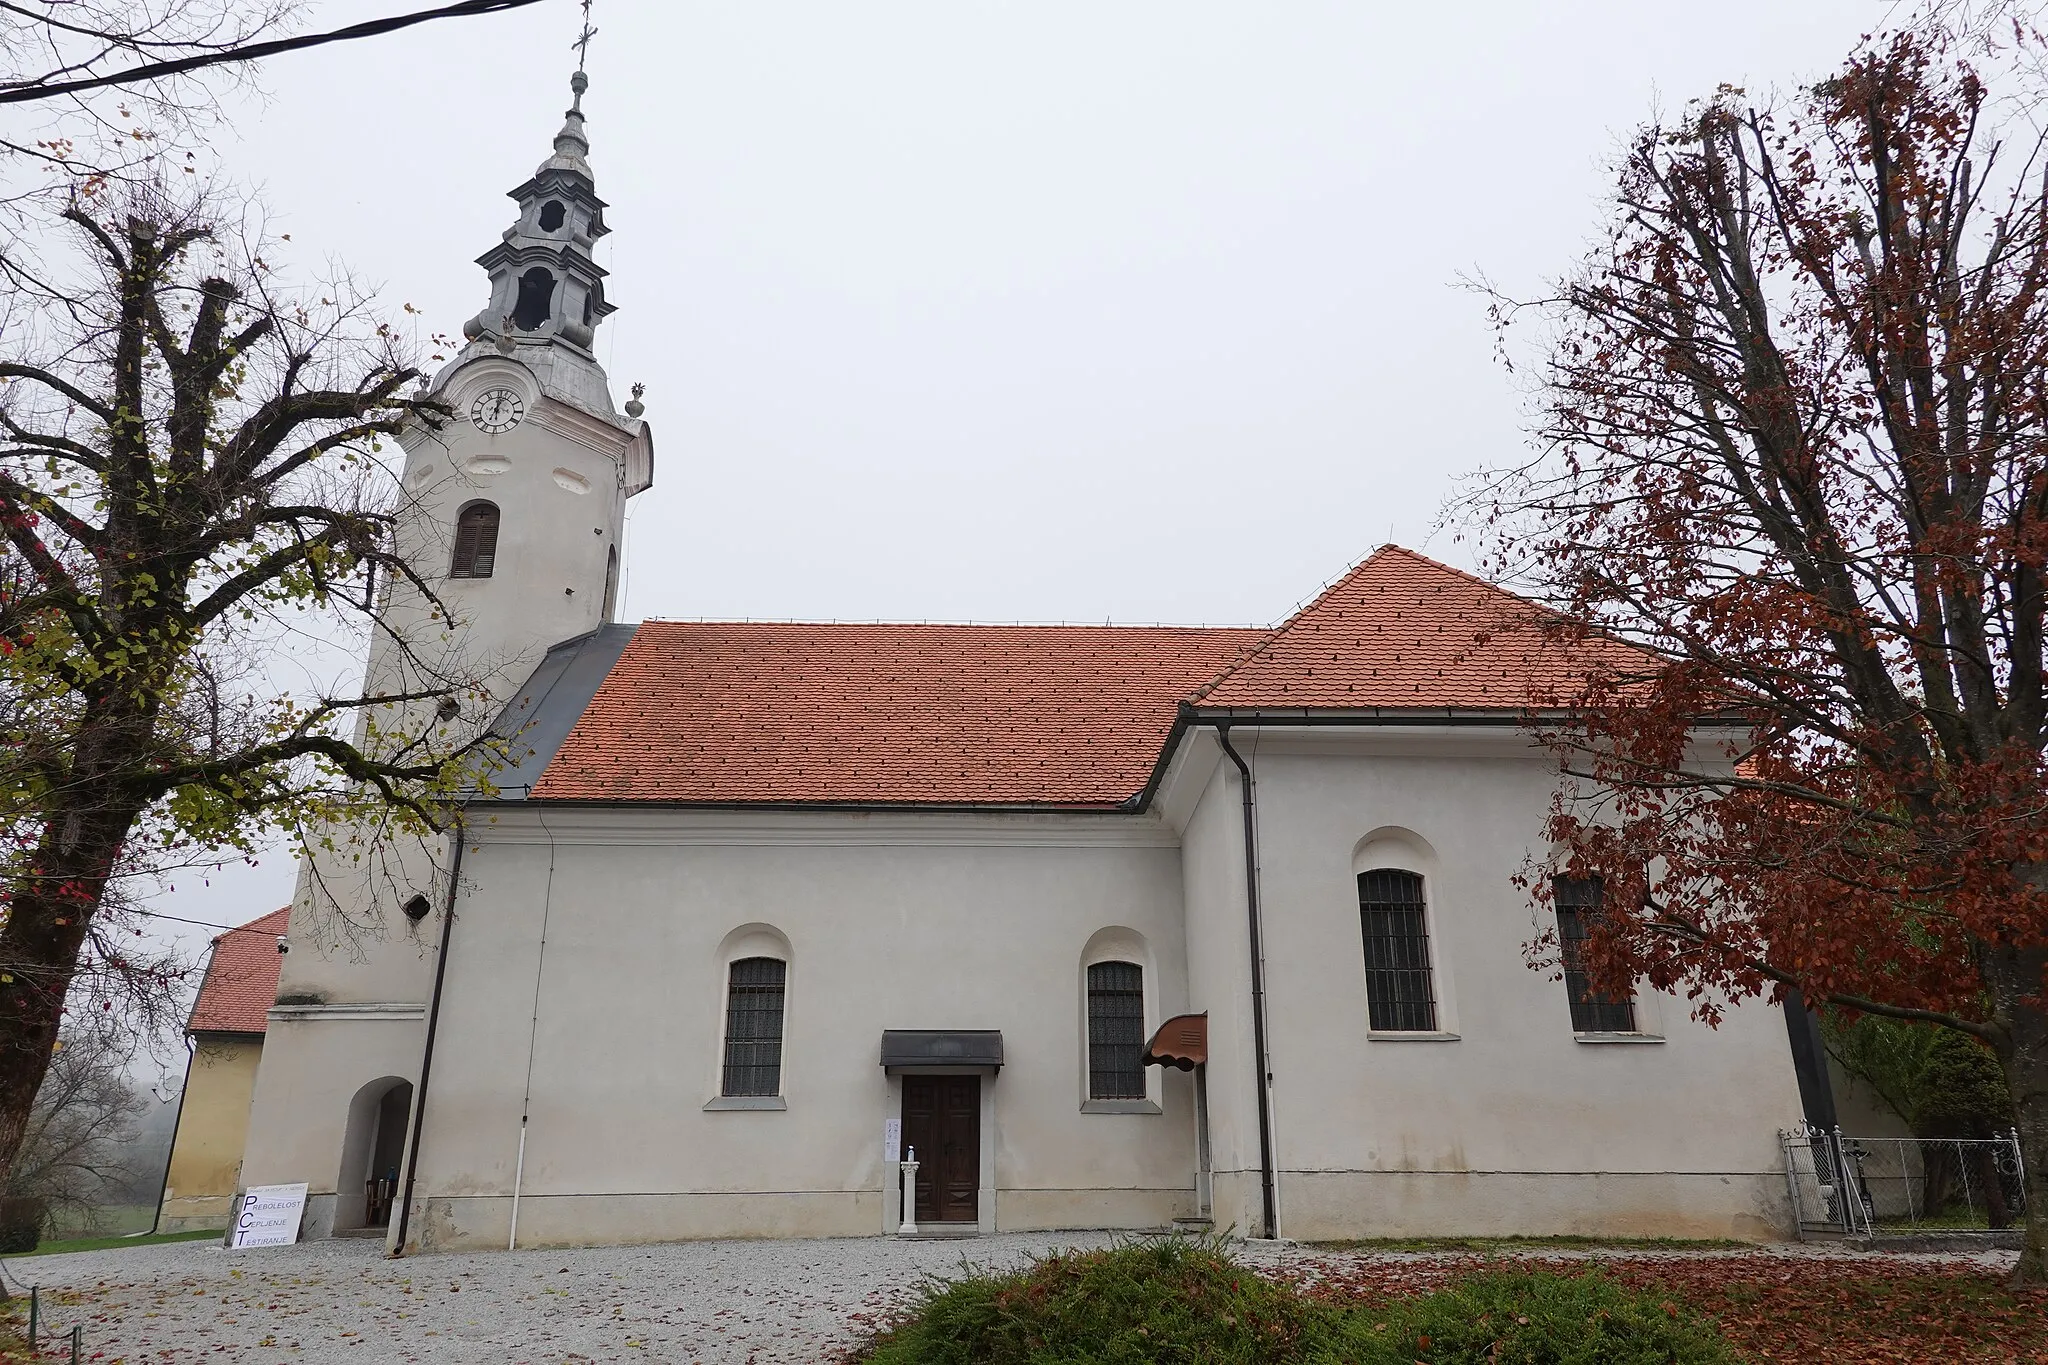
[157,908,288,1233]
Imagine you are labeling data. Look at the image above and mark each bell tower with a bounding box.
[376,66,654,711]
[238,51,657,1242]
[465,69,615,362]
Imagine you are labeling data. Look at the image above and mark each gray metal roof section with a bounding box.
[484,623,639,800]
[879,1030,1005,1070]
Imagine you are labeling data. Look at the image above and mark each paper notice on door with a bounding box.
[884,1117,902,1164]
[228,1183,309,1248]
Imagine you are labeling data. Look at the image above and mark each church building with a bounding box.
[233,71,1807,1253]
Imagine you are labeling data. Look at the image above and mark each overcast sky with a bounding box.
[129,0,1891,1028]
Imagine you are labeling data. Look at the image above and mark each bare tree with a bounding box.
[4,1022,147,1232]
[0,175,502,1191]
[0,1,548,194]
[0,1,291,181]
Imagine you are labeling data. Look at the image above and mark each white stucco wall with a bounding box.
[1169,727,1802,1242]
[242,346,651,1233]
[237,1011,424,1240]
[249,723,1805,1252]
[384,352,641,706]
[1172,738,1268,1237]
[401,808,1203,1252]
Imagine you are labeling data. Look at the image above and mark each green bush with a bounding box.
[859,1237,1318,1365]
[1317,1268,1734,1365]
[851,1239,1735,1365]
[0,1197,46,1254]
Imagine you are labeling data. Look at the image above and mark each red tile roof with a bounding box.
[530,623,1264,807]
[1191,545,1642,710]
[185,907,290,1036]
[527,546,1643,807]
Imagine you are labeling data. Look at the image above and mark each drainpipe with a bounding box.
[392,816,465,1257]
[147,1034,199,1235]
[1214,725,1278,1240]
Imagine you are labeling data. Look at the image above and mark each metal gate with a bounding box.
[1783,1122,2027,1237]
[1781,1122,1869,1236]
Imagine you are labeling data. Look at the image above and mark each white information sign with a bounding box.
[229,1183,308,1249]
[883,1118,902,1164]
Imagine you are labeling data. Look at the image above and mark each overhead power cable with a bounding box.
[0,0,549,105]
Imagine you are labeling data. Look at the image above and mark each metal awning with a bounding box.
[1142,1013,1208,1070]
[879,1030,1004,1070]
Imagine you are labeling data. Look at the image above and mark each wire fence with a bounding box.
[1782,1122,2027,1237]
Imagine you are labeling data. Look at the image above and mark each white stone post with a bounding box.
[898,1147,919,1236]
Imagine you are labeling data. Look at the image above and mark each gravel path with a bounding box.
[7,1233,2017,1363]
[7,1232,1115,1364]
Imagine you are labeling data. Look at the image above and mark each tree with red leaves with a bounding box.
[1465,15,2048,1279]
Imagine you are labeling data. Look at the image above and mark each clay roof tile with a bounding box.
[527,546,1645,805]
[185,906,290,1036]
[530,623,1266,807]
[1188,545,1644,710]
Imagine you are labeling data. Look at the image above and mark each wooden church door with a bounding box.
[902,1075,980,1223]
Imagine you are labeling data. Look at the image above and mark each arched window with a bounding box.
[720,957,787,1097]
[450,502,499,579]
[1085,961,1146,1099]
[1554,876,1637,1033]
[537,199,566,232]
[1358,868,1437,1032]
[512,267,556,331]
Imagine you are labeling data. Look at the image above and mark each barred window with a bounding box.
[1086,960,1146,1099]
[1358,869,1437,1032]
[720,957,787,1097]
[1555,876,1637,1033]
[450,502,500,579]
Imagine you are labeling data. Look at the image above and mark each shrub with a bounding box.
[1319,1267,1735,1365]
[850,1240,1736,1365]
[857,1238,1318,1365]
[0,1197,46,1254]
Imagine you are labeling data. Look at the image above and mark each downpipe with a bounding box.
[392,816,466,1257]
[1215,725,1279,1240]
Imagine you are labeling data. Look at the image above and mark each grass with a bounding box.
[1307,1235,1750,1254]
[1870,1207,2011,1233]
[44,1202,154,1241]
[20,1227,216,1257]
[849,1238,1736,1364]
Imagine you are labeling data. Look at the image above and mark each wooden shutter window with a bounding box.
[1086,961,1146,1099]
[721,957,786,1097]
[1555,876,1637,1033]
[451,503,500,579]
[1358,868,1438,1031]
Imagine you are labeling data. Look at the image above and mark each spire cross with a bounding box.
[572,0,597,76]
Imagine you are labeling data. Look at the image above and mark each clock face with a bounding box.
[469,388,525,435]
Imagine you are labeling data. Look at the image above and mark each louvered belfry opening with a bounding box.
[450,502,500,578]
[1358,868,1438,1031]
[1086,960,1146,1099]
[1554,876,1637,1033]
[721,957,787,1097]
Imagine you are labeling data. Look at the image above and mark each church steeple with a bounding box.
[460,68,616,361]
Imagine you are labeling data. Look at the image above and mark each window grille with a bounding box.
[1555,876,1637,1033]
[1358,869,1437,1031]
[450,503,500,579]
[720,957,786,1097]
[1086,960,1146,1099]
